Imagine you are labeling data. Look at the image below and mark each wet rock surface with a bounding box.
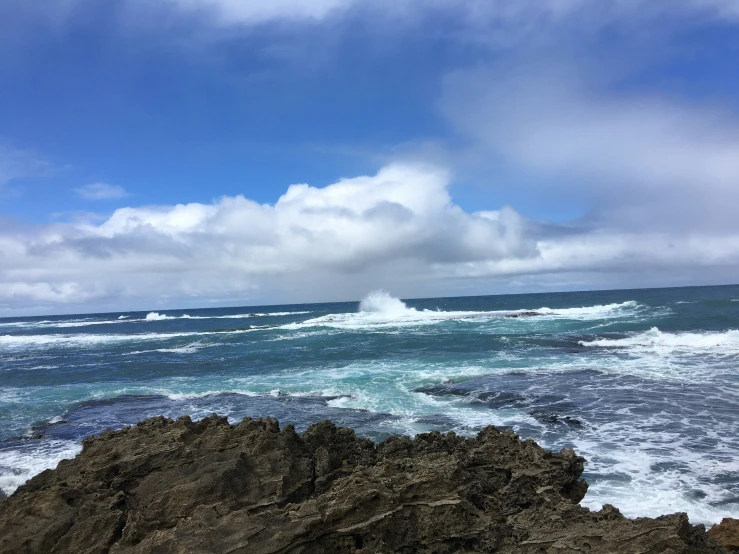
[0,415,727,553]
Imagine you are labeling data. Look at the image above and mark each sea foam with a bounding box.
[579,327,739,352]
[283,291,643,331]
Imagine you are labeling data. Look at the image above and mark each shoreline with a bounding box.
[1,414,734,553]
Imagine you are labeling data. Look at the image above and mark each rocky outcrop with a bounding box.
[710,519,739,551]
[0,415,726,553]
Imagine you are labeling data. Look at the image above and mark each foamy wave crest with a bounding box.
[144,312,172,321]
[128,341,211,355]
[580,327,739,352]
[174,311,311,320]
[540,301,642,319]
[282,292,643,331]
[0,331,203,349]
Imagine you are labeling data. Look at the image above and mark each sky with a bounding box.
[1,0,739,316]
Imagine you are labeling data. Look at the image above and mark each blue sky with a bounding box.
[1,1,739,315]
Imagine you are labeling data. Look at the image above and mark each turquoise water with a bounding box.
[1,285,738,524]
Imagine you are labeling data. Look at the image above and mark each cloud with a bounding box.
[160,0,352,25]
[0,164,540,313]
[441,62,739,231]
[2,162,739,315]
[75,182,130,200]
[0,144,52,187]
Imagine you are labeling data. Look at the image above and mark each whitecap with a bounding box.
[579,327,739,352]
[279,291,644,331]
[144,312,172,321]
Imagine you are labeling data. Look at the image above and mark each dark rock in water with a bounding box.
[505,311,542,318]
[0,415,725,553]
[530,411,583,427]
[710,518,739,551]
[415,386,527,409]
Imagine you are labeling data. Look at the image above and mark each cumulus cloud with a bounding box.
[75,182,130,200]
[2,162,739,316]
[0,164,539,313]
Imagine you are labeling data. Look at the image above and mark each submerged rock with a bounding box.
[0,415,726,553]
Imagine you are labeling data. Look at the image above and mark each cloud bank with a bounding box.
[2,163,738,315]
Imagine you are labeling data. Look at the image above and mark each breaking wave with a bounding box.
[579,327,739,353]
[283,291,644,330]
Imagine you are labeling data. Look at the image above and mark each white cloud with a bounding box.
[75,182,130,200]
[2,162,739,315]
[0,164,540,313]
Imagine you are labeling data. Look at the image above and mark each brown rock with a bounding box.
[710,518,739,551]
[0,415,728,553]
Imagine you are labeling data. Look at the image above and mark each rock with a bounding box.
[529,411,583,427]
[710,518,739,551]
[0,415,727,553]
[505,311,542,318]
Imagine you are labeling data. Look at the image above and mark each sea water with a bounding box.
[1,285,738,525]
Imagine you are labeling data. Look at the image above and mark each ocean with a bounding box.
[1,285,738,525]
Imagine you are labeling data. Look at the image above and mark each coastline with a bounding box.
[0,415,733,553]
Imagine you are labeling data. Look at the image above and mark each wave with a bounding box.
[144,312,172,321]
[579,327,739,352]
[0,331,204,349]
[0,311,313,330]
[537,301,641,318]
[0,328,265,350]
[127,341,213,355]
[281,291,644,331]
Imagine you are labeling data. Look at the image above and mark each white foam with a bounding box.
[280,292,643,331]
[144,312,172,321]
[580,327,739,353]
[0,331,198,349]
[573,419,739,525]
[0,324,275,351]
[0,440,82,496]
[164,389,260,400]
[128,341,212,355]
[0,311,312,331]
[537,300,642,319]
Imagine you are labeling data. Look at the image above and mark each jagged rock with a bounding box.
[710,518,739,551]
[0,415,727,553]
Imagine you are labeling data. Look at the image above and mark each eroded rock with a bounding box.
[710,518,739,551]
[0,415,727,553]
